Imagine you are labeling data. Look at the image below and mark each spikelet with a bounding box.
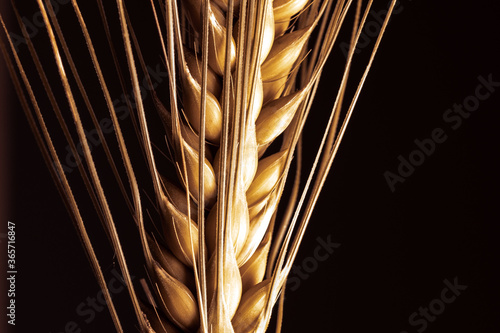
[183,0,237,75]
[175,140,218,208]
[231,280,272,333]
[185,49,222,98]
[205,190,250,258]
[246,150,288,207]
[206,246,243,322]
[148,235,196,292]
[261,26,313,103]
[273,0,310,36]
[180,56,223,144]
[159,189,200,267]
[256,88,308,149]
[240,231,272,293]
[238,190,278,267]
[153,261,200,332]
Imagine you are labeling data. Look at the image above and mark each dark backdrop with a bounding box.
[3,1,500,332]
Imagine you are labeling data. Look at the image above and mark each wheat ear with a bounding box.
[0,0,397,332]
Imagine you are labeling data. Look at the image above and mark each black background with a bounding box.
[2,1,500,332]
